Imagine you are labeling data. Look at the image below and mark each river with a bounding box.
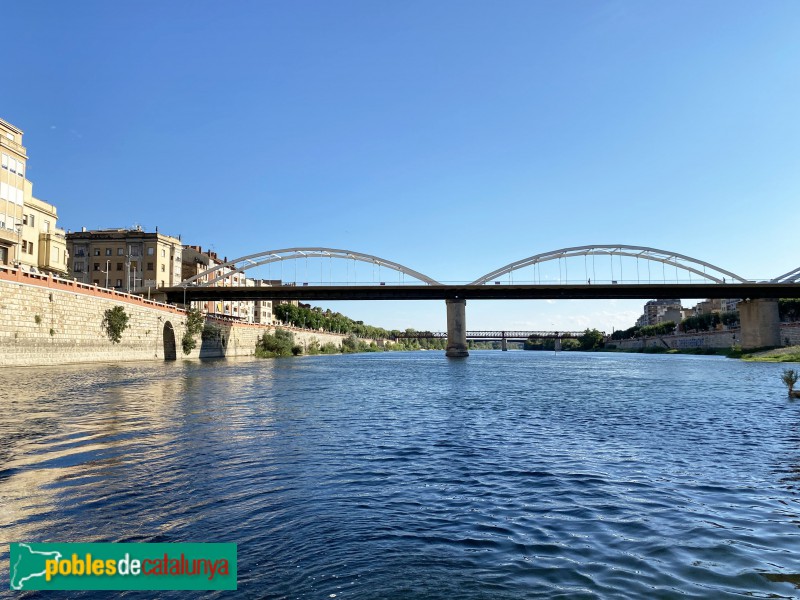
[1,351,799,598]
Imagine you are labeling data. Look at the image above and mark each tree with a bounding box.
[102,306,129,344]
[579,328,604,350]
[255,329,296,357]
[182,307,205,354]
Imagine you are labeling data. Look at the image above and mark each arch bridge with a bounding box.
[166,244,799,357]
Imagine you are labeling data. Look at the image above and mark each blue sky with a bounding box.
[6,1,799,331]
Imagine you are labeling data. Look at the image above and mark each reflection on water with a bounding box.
[1,352,799,599]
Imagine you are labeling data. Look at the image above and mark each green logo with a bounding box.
[9,543,237,591]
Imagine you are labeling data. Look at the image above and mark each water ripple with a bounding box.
[1,353,799,599]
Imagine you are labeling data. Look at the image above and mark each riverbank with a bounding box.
[738,345,800,363]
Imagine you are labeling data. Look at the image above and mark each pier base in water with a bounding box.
[445,299,469,358]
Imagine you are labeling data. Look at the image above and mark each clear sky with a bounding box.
[5,1,800,331]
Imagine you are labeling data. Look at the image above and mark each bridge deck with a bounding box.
[165,282,798,303]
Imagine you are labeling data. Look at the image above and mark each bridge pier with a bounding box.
[445,299,469,358]
[501,336,508,351]
[739,299,781,349]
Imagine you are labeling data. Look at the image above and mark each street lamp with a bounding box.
[100,259,110,288]
[15,223,22,269]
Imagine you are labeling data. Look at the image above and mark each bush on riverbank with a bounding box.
[255,329,296,357]
[182,308,205,354]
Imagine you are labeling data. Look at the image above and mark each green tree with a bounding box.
[102,306,129,344]
[579,328,604,350]
[255,329,296,357]
[182,307,205,354]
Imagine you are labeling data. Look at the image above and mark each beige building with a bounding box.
[182,245,266,322]
[0,118,68,276]
[66,227,183,292]
[636,299,683,327]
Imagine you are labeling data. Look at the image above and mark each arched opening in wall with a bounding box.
[163,321,177,361]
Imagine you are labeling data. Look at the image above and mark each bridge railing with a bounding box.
[392,330,598,340]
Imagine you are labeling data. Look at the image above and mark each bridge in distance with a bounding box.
[163,244,800,357]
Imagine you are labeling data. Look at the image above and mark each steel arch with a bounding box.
[772,266,800,283]
[470,245,749,285]
[181,247,442,287]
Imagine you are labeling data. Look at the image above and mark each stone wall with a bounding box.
[610,323,800,351]
[780,322,800,346]
[0,269,354,367]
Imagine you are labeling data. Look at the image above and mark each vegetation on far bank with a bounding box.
[737,346,800,363]
[524,328,605,351]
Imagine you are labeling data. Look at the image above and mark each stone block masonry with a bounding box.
[0,269,354,367]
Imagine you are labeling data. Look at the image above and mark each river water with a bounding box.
[1,351,799,599]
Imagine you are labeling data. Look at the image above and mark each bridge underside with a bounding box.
[165,282,796,303]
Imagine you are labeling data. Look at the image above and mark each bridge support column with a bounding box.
[501,336,508,351]
[445,299,469,358]
[739,299,781,349]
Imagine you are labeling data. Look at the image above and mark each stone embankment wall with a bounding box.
[0,269,353,367]
[610,324,800,351]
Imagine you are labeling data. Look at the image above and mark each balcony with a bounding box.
[0,136,27,159]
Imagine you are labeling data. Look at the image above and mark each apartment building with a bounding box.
[181,245,265,322]
[637,299,683,327]
[66,227,183,292]
[0,117,68,275]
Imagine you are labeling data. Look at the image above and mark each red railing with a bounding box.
[0,265,185,315]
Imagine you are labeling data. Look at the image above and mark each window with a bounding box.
[21,241,27,253]
[22,215,28,226]
[117,247,124,256]
[28,242,34,254]
[161,249,166,257]
[16,162,23,177]
[147,262,154,270]
[115,279,122,287]
[160,280,165,287]
[74,261,84,273]
[94,263,100,271]
[160,264,165,272]
[131,247,141,257]
[116,262,123,271]
[0,181,7,199]
[147,247,154,256]
[131,261,138,270]
[94,249,100,256]
[4,133,13,141]
[43,220,49,233]
[105,248,112,256]
[1,154,7,169]
[9,158,16,173]
[29,215,34,227]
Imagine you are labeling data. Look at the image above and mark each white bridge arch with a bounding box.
[772,266,800,283]
[181,247,442,287]
[471,245,750,285]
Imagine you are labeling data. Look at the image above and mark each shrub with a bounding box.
[181,308,205,355]
[782,369,799,394]
[255,329,296,358]
[102,306,129,344]
[320,342,339,354]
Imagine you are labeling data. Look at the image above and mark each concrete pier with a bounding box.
[501,337,508,351]
[445,299,469,358]
[739,299,781,349]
